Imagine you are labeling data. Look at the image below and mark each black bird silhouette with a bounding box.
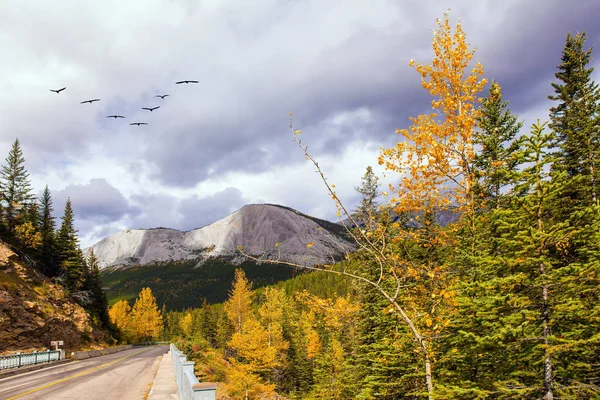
[130,122,148,126]
[175,80,199,84]
[142,106,160,112]
[155,94,169,99]
[50,87,66,94]
[106,115,125,119]
[81,99,100,104]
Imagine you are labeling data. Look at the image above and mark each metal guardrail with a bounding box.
[170,344,217,400]
[0,350,62,370]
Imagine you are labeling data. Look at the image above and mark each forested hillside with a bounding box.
[0,138,113,351]
[128,13,600,400]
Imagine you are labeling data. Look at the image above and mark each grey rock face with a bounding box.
[87,204,356,269]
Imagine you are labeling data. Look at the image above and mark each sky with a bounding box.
[1,0,599,248]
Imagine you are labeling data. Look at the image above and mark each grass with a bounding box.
[101,258,299,311]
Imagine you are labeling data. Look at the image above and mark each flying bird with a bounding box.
[130,122,148,126]
[155,94,169,99]
[142,106,160,112]
[106,115,125,119]
[81,99,100,104]
[50,87,66,94]
[175,80,199,84]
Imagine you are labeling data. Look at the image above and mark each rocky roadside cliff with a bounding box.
[0,242,109,355]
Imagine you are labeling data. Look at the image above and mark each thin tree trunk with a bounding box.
[537,186,553,399]
[541,280,553,400]
[391,301,433,399]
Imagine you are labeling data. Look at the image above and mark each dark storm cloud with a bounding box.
[52,178,141,223]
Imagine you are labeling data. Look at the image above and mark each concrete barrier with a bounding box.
[171,344,217,400]
[71,345,133,360]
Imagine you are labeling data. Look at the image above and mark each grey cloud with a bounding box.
[179,187,248,230]
[52,178,140,223]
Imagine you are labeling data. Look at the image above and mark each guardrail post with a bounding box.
[17,353,21,368]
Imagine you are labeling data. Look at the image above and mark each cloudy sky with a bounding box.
[1,0,599,247]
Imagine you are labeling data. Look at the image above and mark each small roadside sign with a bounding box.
[51,340,64,350]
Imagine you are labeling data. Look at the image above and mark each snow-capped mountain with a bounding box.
[87,204,355,269]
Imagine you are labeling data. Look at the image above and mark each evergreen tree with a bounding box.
[549,31,600,207]
[353,165,380,230]
[56,198,85,292]
[473,80,522,210]
[38,186,59,277]
[0,138,34,235]
[86,249,110,326]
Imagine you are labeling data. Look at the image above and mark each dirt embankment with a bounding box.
[0,242,110,355]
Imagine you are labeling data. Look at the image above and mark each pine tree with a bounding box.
[549,31,600,207]
[38,186,59,277]
[0,138,34,235]
[353,165,380,230]
[56,198,85,292]
[130,287,164,342]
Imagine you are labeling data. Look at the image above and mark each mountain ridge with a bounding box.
[88,203,355,270]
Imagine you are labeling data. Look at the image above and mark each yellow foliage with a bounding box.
[109,300,133,340]
[222,359,277,400]
[228,318,288,372]
[378,12,486,218]
[130,287,164,342]
[179,312,193,337]
[14,222,42,249]
[224,269,253,334]
[306,329,321,360]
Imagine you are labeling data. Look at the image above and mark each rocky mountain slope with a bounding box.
[89,204,355,270]
[0,242,109,355]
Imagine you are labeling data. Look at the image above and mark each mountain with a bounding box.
[92,204,356,310]
[89,204,355,270]
[0,241,109,354]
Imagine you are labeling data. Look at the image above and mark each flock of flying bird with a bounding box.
[49,80,200,126]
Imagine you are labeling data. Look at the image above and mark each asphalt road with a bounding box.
[0,345,168,400]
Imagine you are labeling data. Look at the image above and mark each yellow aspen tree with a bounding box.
[130,287,164,342]
[108,300,133,341]
[224,268,253,334]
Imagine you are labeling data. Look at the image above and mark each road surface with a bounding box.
[0,345,168,400]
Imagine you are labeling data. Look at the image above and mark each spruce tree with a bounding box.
[353,166,380,230]
[86,249,109,326]
[56,198,85,292]
[473,80,522,210]
[549,31,600,207]
[38,186,59,277]
[0,138,34,235]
